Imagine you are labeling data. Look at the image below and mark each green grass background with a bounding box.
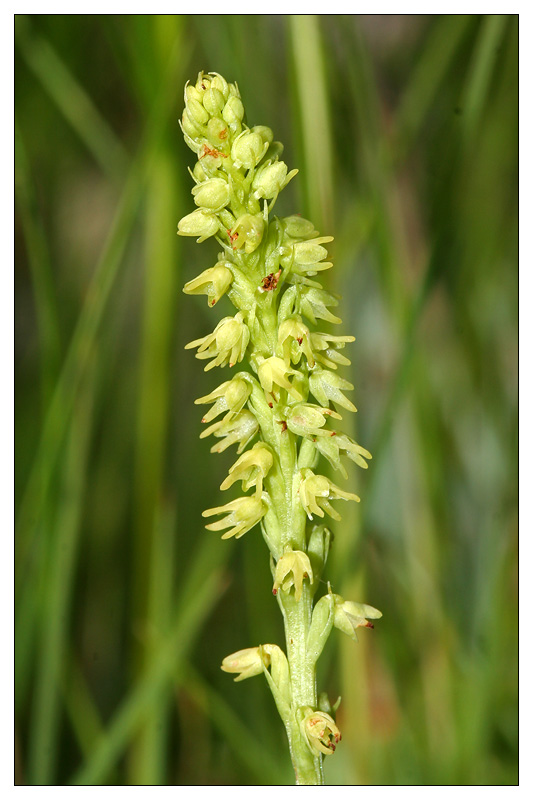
[15,13,518,786]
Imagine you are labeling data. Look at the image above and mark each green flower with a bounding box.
[332,595,383,642]
[299,469,359,521]
[185,312,250,371]
[310,332,355,370]
[177,208,220,242]
[257,356,303,401]
[277,316,315,367]
[201,409,258,454]
[194,375,252,424]
[272,548,313,601]
[301,709,341,756]
[309,368,357,412]
[312,432,372,478]
[220,442,273,494]
[203,494,267,539]
[252,161,298,201]
[285,403,341,438]
[183,264,233,307]
[298,286,342,325]
[230,213,265,254]
[192,178,231,212]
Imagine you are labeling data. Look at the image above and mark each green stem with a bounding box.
[276,426,323,785]
[280,585,324,785]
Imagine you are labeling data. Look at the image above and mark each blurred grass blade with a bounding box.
[394,15,475,157]
[70,537,231,785]
[184,665,290,785]
[460,14,509,146]
[289,14,334,233]
[15,16,128,180]
[26,362,95,785]
[15,123,62,402]
[15,32,188,580]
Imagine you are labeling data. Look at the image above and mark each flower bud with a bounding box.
[230,214,265,254]
[203,87,226,115]
[194,72,211,93]
[192,161,209,182]
[332,595,382,642]
[272,549,313,601]
[252,161,298,201]
[282,216,319,240]
[231,131,268,170]
[306,524,332,585]
[203,493,267,539]
[177,208,220,243]
[186,96,210,125]
[210,72,230,100]
[251,125,274,144]
[301,709,341,756]
[181,109,203,141]
[183,264,233,307]
[185,83,202,104]
[206,117,229,146]
[221,647,264,681]
[192,178,230,211]
[222,95,245,125]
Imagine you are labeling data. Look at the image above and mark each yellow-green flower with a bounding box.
[285,403,341,438]
[277,316,315,367]
[194,375,251,424]
[310,331,355,370]
[185,312,250,371]
[230,213,265,254]
[272,549,313,601]
[220,442,273,494]
[201,409,258,454]
[301,708,341,756]
[309,367,357,413]
[299,470,359,521]
[191,177,230,212]
[221,647,265,682]
[257,356,303,402]
[177,208,220,243]
[203,494,267,539]
[183,263,233,307]
[332,595,383,642]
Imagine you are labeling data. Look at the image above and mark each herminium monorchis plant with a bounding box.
[178,71,381,785]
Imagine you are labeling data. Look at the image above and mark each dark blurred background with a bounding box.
[15,14,518,786]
